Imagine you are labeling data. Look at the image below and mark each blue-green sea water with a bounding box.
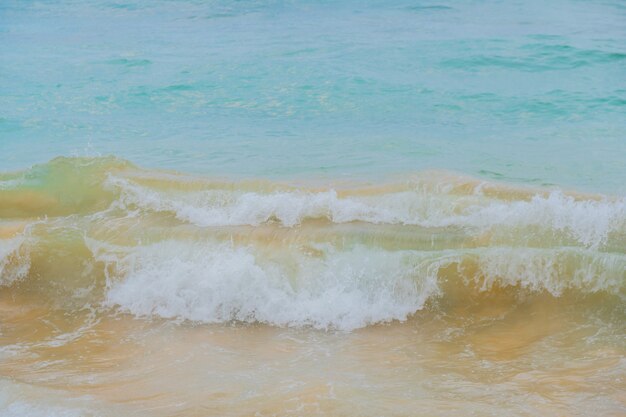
[2,2,626,416]
[1,0,625,192]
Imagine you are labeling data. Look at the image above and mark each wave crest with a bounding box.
[107,175,625,250]
[0,236,30,287]
[87,239,625,330]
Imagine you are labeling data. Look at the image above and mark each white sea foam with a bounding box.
[456,192,626,249]
[0,378,100,417]
[0,401,89,417]
[87,238,624,330]
[0,236,30,286]
[107,176,626,249]
[469,247,626,295]
[89,239,439,330]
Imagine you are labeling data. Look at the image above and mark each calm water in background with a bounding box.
[1,0,626,191]
[1,1,626,416]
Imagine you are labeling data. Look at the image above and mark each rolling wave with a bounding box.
[0,157,624,330]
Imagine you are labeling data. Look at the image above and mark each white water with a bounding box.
[0,236,30,287]
[108,176,626,250]
[86,238,625,331]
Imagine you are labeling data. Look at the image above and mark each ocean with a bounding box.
[1,1,625,416]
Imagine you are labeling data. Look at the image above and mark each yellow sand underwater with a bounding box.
[1,157,625,416]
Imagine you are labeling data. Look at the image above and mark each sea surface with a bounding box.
[1,1,625,416]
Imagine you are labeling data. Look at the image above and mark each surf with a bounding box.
[1,157,623,331]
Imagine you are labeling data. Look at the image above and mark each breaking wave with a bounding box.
[1,157,624,330]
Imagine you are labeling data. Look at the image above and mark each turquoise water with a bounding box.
[1,0,625,192]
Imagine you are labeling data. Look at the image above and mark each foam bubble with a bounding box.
[107,176,626,249]
[458,192,626,249]
[469,247,626,296]
[88,238,624,330]
[0,378,102,417]
[91,240,438,330]
[0,236,30,286]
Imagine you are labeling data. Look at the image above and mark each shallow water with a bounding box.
[1,0,626,416]
[0,158,624,415]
